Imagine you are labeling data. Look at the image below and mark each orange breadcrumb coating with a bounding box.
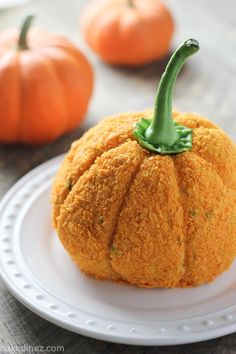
[52,110,236,288]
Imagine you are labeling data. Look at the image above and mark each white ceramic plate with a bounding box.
[0,155,236,346]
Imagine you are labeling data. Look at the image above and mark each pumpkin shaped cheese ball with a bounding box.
[52,40,236,288]
[0,15,93,144]
[80,0,174,66]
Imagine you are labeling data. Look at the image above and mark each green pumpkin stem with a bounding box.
[145,39,199,147]
[18,15,34,51]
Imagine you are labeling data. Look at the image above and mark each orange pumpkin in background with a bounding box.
[0,15,93,145]
[80,0,174,66]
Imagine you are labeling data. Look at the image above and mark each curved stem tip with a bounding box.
[145,39,199,147]
[18,15,34,51]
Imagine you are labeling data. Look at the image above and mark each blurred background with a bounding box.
[0,0,235,132]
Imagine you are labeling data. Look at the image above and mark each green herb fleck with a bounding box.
[181,188,189,196]
[111,245,117,254]
[229,214,236,226]
[192,252,197,261]
[99,216,104,225]
[189,209,198,217]
[205,210,214,220]
[110,245,123,256]
[66,180,73,191]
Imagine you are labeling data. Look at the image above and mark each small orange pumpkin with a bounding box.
[80,0,174,66]
[0,15,93,144]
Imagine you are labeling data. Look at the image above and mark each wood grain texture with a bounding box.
[0,0,236,352]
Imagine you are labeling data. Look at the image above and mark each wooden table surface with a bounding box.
[0,0,236,352]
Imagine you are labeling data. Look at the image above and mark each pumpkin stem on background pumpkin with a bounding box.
[134,39,199,155]
[128,0,134,6]
[18,15,34,51]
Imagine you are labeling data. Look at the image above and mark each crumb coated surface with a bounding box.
[52,110,236,288]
